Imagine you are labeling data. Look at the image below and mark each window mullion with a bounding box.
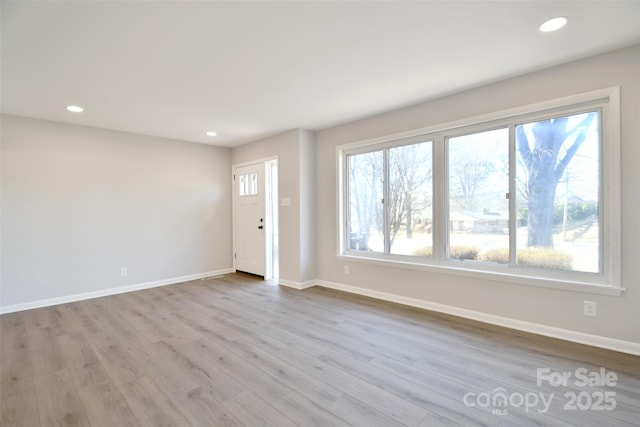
[383,149,391,254]
[343,154,350,253]
[434,135,446,261]
[508,125,517,267]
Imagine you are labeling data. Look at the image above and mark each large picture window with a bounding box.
[339,88,620,293]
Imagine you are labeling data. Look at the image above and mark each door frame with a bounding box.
[232,157,279,280]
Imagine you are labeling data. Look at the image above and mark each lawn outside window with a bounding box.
[337,88,622,295]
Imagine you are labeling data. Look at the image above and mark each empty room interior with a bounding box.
[2,1,640,426]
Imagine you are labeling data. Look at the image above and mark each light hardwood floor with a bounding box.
[1,273,639,426]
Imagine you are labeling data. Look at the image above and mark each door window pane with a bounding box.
[448,128,509,263]
[239,173,258,196]
[516,111,600,272]
[347,151,383,252]
[388,142,433,256]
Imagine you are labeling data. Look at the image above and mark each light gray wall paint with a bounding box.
[315,44,640,344]
[299,129,316,283]
[1,115,232,307]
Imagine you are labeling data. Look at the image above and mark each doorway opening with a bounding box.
[232,158,278,280]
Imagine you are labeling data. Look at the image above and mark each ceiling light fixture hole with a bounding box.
[539,17,568,32]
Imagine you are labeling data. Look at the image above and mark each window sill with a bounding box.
[336,254,624,296]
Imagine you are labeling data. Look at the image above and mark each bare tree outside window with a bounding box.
[347,141,432,255]
[348,150,383,252]
[388,142,432,255]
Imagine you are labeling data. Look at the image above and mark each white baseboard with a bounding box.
[278,279,316,290]
[0,268,235,314]
[313,279,640,356]
[4,272,637,355]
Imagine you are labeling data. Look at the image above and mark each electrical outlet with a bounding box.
[344,265,350,275]
[584,301,597,317]
[120,267,128,277]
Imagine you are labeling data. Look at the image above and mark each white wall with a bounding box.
[1,115,233,310]
[314,44,640,347]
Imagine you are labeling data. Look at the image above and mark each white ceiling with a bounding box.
[2,1,639,147]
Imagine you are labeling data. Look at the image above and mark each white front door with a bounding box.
[233,163,266,277]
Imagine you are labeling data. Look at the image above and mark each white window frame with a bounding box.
[337,87,622,296]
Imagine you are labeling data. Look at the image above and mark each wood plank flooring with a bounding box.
[1,272,639,426]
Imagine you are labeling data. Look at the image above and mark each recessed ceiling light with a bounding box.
[206,131,217,137]
[539,17,568,32]
[66,105,84,113]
